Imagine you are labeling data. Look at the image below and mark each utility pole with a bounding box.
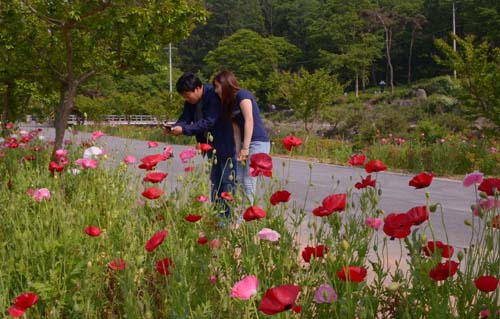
[169,42,173,98]
[452,1,457,79]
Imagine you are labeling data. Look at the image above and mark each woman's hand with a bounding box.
[238,148,249,161]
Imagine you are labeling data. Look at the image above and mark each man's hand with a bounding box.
[170,126,183,136]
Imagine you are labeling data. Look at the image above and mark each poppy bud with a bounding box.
[470,204,476,212]
[421,234,427,243]
[378,189,382,196]
[87,261,92,268]
[464,219,472,226]
[429,204,438,213]
[212,149,217,154]
[177,175,183,182]
[214,158,218,165]
[373,244,378,251]
[228,175,234,181]
[342,239,349,250]
[229,162,233,169]
[457,251,464,261]
[376,209,385,216]
[479,191,488,199]
[309,162,313,169]
[208,134,214,142]
[282,161,286,167]
[387,282,401,291]
[425,192,430,199]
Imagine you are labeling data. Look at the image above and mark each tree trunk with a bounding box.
[408,26,416,85]
[385,28,394,94]
[1,82,12,137]
[53,80,78,159]
[361,66,366,91]
[355,70,359,98]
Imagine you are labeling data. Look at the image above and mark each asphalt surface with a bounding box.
[24,125,477,263]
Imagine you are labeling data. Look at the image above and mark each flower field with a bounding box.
[1,124,499,318]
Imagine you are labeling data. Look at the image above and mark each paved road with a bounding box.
[27,126,477,260]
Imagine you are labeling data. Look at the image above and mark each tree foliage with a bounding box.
[435,35,500,127]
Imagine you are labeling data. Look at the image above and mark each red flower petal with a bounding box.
[243,206,267,221]
[142,187,164,199]
[259,284,301,315]
[84,226,102,237]
[475,276,499,293]
[185,214,202,223]
[145,230,168,252]
[108,258,126,271]
[406,206,429,226]
[478,178,500,196]
[365,160,387,173]
[349,154,366,166]
[249,153,273,177]
[409,172,434,189]
[156,257,174,275]
[221,192,233,201]
[429,260,459,281]
[337,266,368,282]
[282,135,302,151]
[301,245,328,263]
[270,190,291,206]
[143,172,168,183]
[383,213,412,238]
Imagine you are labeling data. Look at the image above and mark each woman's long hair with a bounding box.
[213,70,240,120]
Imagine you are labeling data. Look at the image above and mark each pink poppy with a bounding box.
[123,155,136,164]
[179,148,197,163]
[257,228,281,242]
[196,194,209,202]
[365,217,383,230]
[463,171,484,187]
[75,158,98,169]
[32,188,51,201]
[148,141,159,148]
[209,239,221,249]
[314,284,337,303]
[84,226,102,237]
[91,131,104,140]
[162,146,174,159]
[55,149,68,158]
[231,275,259,300]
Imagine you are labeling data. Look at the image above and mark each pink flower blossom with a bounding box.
[230,275,259,300]
[196,195,209,202]
[474,198,500,216]
[210,275,217,285]
[463,171,484,187]
[179,148,197,163]
[365,217,383,229]
[162,146,174,158]
[148,141,159,148]
[123,155,136,164]
[380,138,388,145]
[32,188,51,201]
[75,158,98,169]
[91,131,104,140]
[314,284,337,303]
[55,149,67,158]
[257,228,281,242]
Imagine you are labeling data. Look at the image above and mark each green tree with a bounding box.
[204,29,299,98]
[19,0,206,157]
[435,35,500,127]
[269,68,343,133]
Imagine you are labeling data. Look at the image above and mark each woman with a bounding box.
[213,70,270,204]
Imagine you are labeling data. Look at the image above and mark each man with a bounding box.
[169,72,235,223]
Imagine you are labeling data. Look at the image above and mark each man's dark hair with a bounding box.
[176,72,203,93]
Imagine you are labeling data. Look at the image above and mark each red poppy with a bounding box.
[198,143,213,153]
[383,213,413,238]
[8,292,39,318]
[243,206,267,221]
[156,257,174,275]
[142,187,164,199]
[478,178,500,196]
[282,135,303,151]
[365,160,387,173]
[409,172,434,189]
[474,276,499,293]
[270,190,291,206]
[259,284,302,315]
[337,266,368,283]
[349,154,366,166]
[185,214,202,223]
[197,235,208,244]
[312,206,330,217]
[322,193,346,213]
[48,161,64,173]
[301,245,328,263]
[84,226,102,237]
[429,260,459,281]
[108,258,126,271]
[355,175,376,189]
[139,154,167,170]
[145,230,168,252]
[422,241,454,259]
[184,166,194,172]
[249,153,273,177]
[221,192,233,201]
[406,206,429,225]
[143,172,168,183]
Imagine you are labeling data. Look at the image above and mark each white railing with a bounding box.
[67,115,168,126]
